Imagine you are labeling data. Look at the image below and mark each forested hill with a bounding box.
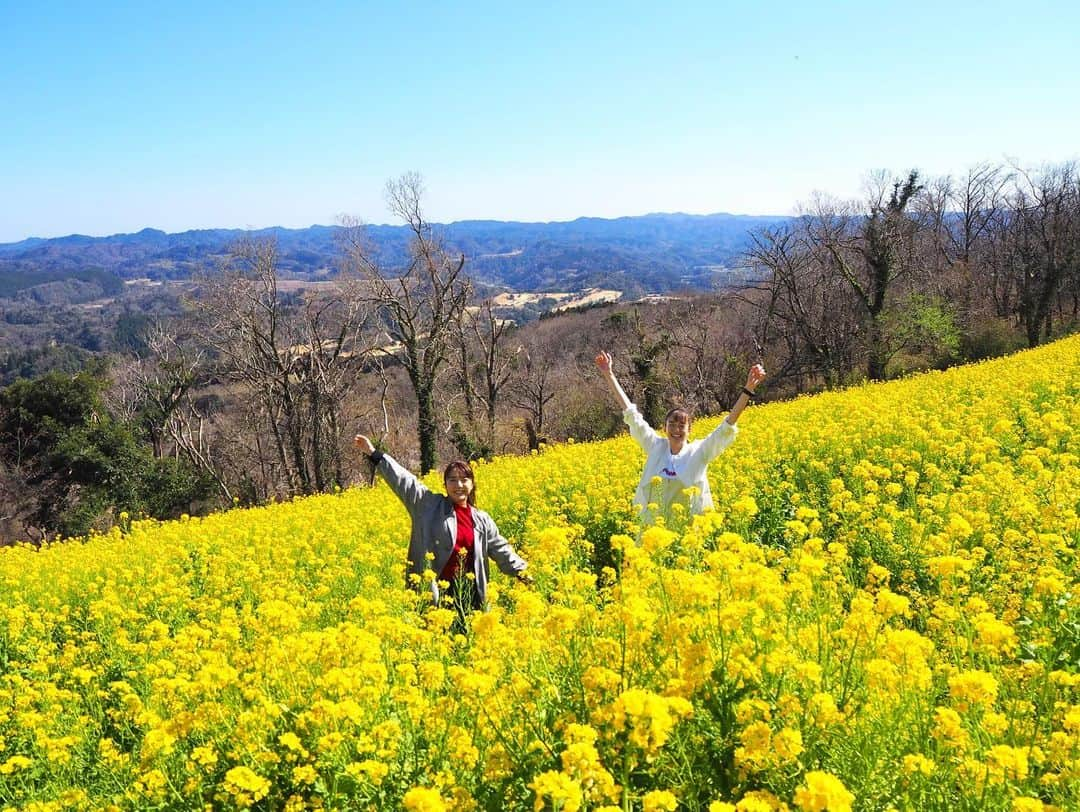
[0,212,789,295]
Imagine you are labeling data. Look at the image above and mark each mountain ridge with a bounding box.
[0,211,790,295]
[0,211,783,248]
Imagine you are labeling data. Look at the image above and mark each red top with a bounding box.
[439,503,475,582]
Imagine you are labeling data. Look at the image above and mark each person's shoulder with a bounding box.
[705,418,737,436]
[471,506,494,522]
[421,492,450,513]
[471,507,500,529]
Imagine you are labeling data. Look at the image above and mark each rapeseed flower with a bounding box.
[1,334,1078,809]
[793,771,854,812]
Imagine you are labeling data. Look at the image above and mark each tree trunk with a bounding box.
[417,383,438,475]
[867,316,888,380]
[282,391,311,494]
[1024,299,1042,347]
[523,416,540,452]
[486,398,497,451]
[309,381,326,492]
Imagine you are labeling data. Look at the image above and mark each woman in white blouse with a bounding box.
[595,351,765,525]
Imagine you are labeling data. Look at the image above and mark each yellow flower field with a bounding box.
[2,335,1079,811]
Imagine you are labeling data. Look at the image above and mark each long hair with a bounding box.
[443,460,477,506]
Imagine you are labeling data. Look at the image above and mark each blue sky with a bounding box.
[2,0,1077,242]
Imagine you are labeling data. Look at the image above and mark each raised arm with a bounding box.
[354,434,431,514]
[724,364,766,426]
[595,351,633,412]
[597,350,661,448]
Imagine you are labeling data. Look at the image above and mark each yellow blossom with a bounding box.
[793,771,854,812]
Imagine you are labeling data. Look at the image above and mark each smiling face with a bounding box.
[443,461,476,507]
[445,474,474,506]
[665,409,692,452]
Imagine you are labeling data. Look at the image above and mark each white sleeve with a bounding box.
[697,419,738,462]
[622,405,661,451]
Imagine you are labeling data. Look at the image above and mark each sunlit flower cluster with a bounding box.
[0,334,1078,810]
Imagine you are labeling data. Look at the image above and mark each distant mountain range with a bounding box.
[0,212,790,296]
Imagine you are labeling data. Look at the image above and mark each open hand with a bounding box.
[354,434,376,455]
[745,364,766,391]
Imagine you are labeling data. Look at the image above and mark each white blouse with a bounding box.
[622,405,738,523]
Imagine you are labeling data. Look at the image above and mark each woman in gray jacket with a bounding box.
[354,434,531,617]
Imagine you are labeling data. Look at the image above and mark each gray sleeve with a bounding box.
[375,454,432,515]
[480,512,527,576]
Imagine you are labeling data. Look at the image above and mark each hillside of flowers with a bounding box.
[1,335,1078,812]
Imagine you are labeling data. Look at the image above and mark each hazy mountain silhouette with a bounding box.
[0,212,789,294]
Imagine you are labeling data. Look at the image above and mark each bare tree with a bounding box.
[450,300,520,454]
[1006,161,1079,346]
[597,307,673,425]
[920,163,1012,316]
[166,397,234,503]
[667,294,758,413]
[1059,227,1080,325]
[922,163,1009,269]
[745,224,862,388]
[105,324,205,459]
[983,206,1021,319]
[808,172,924,379]
[191,237,375,496]
[340,173,472,473]
[745,172,931,385]
[509,343,560,451]
[104,325,237,503]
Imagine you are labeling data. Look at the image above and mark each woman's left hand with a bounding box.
[745,364,766,391]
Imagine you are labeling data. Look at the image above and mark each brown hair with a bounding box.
[443,460,476,505]
[664,407,693,425]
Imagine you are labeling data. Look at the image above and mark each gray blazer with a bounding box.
[374,453,527,604]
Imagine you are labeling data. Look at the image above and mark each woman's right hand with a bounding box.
[354,434,376,456]
[594,351,613,374]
